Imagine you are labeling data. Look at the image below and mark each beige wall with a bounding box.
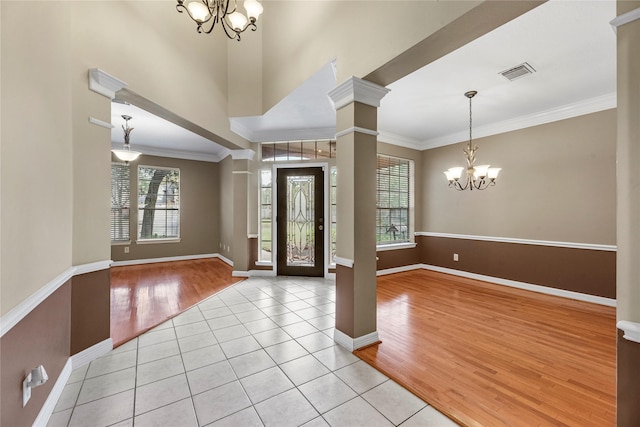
[261,1,479,111]
[111,155,219,262]
[70,1,248,149]
[1,2,74,315]
[219,155,234,261]
[421,109,617,245]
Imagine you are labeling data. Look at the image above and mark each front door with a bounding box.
[276,167,324,276]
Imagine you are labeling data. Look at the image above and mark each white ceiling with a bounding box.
[111,102,230,162]
[113,0,617,159]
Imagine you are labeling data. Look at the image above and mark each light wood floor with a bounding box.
[355,270,617,427]
[110,258,242,347]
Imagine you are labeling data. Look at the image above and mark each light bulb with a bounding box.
[488,168,501,180]
[447,167,464,180]
[473,165,490,179]
[244,0,263,20]
[187,1,209,22]
[227,11,248,31]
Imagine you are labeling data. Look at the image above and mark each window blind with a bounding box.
[111,163,130,242]
[376,154,411,244]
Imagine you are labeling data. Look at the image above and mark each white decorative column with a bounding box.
[612,2,640,425]
[328,77,389,350]
[230,149,255,277]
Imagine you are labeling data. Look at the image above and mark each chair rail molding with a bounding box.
[416,232,616,251]
[617,320,640,344]
[0,260,112,337]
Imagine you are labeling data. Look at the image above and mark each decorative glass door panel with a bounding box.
[277,168,324,276]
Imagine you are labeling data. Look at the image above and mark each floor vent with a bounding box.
[499,62,536,81]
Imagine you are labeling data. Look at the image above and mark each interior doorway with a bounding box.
[276,167,325,276]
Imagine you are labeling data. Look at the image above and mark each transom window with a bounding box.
[138,166,180,240]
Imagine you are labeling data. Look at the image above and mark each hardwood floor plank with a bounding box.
[110,258,242,347]
[355,269,616,427]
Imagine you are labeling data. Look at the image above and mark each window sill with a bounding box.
[376,242,417,251]
[111,240,132,246]
[136,238,181,245]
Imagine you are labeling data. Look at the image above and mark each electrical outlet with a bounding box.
[453,253,459,262]
[124,246,129,254]
[23,373,32,407]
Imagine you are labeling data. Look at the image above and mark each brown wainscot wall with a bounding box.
[417,235,616,299]
[1,284,71,427]
[617,329,640,426]
[376,246,420,271]
[1,268,112,427]
[71,269,111,355]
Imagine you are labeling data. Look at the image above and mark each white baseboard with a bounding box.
[420,264,616,307]
[326,272,336,280]
[111,253,220,267]
[334,329,380,351]
[33,358,72,427]
[376,264,423,277]
[71,338,113,369]
[216,254,234,267]
[232,271,250,277]
[249,270,277,277]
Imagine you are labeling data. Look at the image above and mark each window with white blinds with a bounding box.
[111,163,131,242]
[376,154,412,244]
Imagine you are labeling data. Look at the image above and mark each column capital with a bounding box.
[328,76,390,111]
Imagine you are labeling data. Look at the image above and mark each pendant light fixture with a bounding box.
[111,115,142,163]
[176,0,263,41]
[444,91,501,191]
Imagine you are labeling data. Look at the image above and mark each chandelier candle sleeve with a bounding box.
[444,91,501,191]
[176,0,263,41]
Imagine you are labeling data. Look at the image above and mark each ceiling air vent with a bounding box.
[499,62,536,82]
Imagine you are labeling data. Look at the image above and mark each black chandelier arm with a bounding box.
[221,19,243,41]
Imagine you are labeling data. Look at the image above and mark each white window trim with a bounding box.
[137,165,181,242]
[111,240,132,246]
[136,238,181,245]
[376,242,417,251]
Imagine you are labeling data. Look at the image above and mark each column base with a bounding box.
[334,328,380,351]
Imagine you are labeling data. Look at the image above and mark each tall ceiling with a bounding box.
[113,0,617,160]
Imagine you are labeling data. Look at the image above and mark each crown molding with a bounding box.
[229,149,256,160]
[421,92,616,150]
[112,143,226,163]
[377,131,424,151]
[230,120,337,143]
[328,76,390,110]
[610,7,640,33]
[89,68,127,99]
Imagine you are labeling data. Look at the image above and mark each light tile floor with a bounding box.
[48,276,459,427]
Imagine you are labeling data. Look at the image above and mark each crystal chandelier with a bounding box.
[444,91,501,191]
[176,0,263,41]
[112,115,142,163]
